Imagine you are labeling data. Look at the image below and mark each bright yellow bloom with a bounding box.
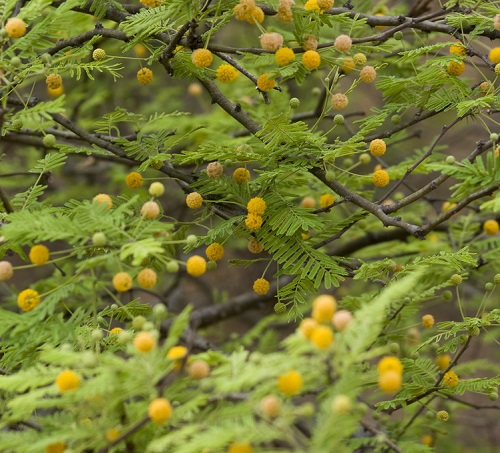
[216,64,239,82]
[312,294,336,323]
[206,243,225,261]
[186,255,207,277]
[483,219,499,235]
[29,244,50,265]
[421,314,435,328]
[191,48,213,68]
[275,47,296,66]
[5,18,27,38]
[233,167,251,184]
[137,67,153,84]
[56,370,81,392]
[277,370,303,396]
[125,172,143,189]
[369,139,386,156]
[93,193,113,208]
[167,345,188,360]
[228,443,253,453]
[302,50,321,70]
[443,370,459,387]
[372,169,390,187]
[17,289,41,312]
[112,272,133,292]
[253,277,270,295]
[134,332,157,352]
[377,356,403,375]
[435,354,451,371]
[247,197,267,215]
[186,192,203,209]
[245,213,263,230]
[319,193,335,208]
[148,398,173,424]
[489,47,500,63]
[137,268,158,288]
[309,325,334,349]
[447,60,465,76]
[378,370,402,393]
[257,74,275,92]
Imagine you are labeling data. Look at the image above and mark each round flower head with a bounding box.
[331,394,352,414]
[421,314,435,328]
[137,268,158,288]
[247,197,266,215]
[229,443,253,453]
[369,138,386,156]
[233,167,251,184]
[302,50,321,70]
[247,237,264,254]
[447,60,465,76]
[246,6,264,24]
[310,325,334,349]
[0,261,14,281]
[275,47,296,66]
[378,370,402,393]
[134,331,157,352]
[340,56,355,73]
[188,360,211,380]
[46,73,62,90]
[260,32,284,51]
[45,442,66,453]
[449,42,466,56]
[299,317,318,338]
[17,289,41,312]
[277,370,303,396]
[435,354,451,371]
[186,255,207,277]
[186,192,203,209]
[495,14,500,31]
[259,394,281,418]
[137,67,153,85]
[149,182,165,197]
[304,0,319,11]
[29,244,50,266]
[450,273,462,285]
[166,345,188,360]
[253,277,270,295]
[318,0,334,9]
[359,65,377,83]
[113,272,133,292]
[302,34,318,51]
[141,201,160,219]
[257,74,275,92]
[479,81,493,95]
[353,52,367,66]
[489,47,500,64]
[377,356,403,375]
[300,196,316,208]
[372,169,390,187]
[443,370,459,387]
[191,48,213,68]
[206,242,224,261]
[148,398,173,424]
[56,370,81,392]
[92,48,106,61]
[48,85,64,97]
[312,294,337,323]
[93,193,112,209]
[334,34,352,52]
[483,219,499,235]
[6,18,27,38]
[187,82,202,96]
[140,0,163,6]
[245,213,263,230]
[216,64,239,82]
[319,193,335,208]
[436,410,449,422]
[332,309,352,331]
[233,0,255,21]
[109,327,123,335]
[331,93,349,110]
[125,171,143,189]
[207,161,223,178]
[276,0,294,22]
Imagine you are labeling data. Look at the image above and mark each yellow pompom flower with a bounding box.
[319,193,335,208]
[253,277,270,295]
[302,50,321,70]
[233,167,251,184]
[105,428,120,441]
[5,18,27,38]
[112,272,133,292]
[148,398,173,424]
[257,74,276,92]
[435,354,451,371]
[483,219,499,235]
[166,345,188,360]
[276,0,294,22]
[372,169,390,187]
[92,48,106,61]
[275,47,296,66]
[133,332,157,352]
[443,370,459,387]
[109,327,123,335]
[369,139,386,156]
[48,85,64,97]
[125,171,143,189]
[449,42,466,56]
[233,1,255,21]
[331,93,349,110]
[246,6,264,24]
[186,192,203,209]
[304,0,320,11]
[191,48,213,68]
[377,356,403,375]
[245,213,263,230]
[299,317,318,338]
[378,370,402,393]
[447,60,465,76]
[56,370,81,392]
[93,193,113,209]
[17,289,41,312]
[45,442,66,453]
[206,243,225,261]
[140,0,163,7]
[340,56,355,73]
[186,255,207,277]
[229,443,253,453]
[29,244,50,265]
[137,268,157,288]
[359,65,377,83]
[247,197,266,215]
[309,325,334,349]
[489,47,500,63]
[312,294,337,323]
[277,370,303,396]
[318,0,334,9]
[46,73,62,90]
[421,314,435,328]
[216,64,239,83]
[137,67,153,85]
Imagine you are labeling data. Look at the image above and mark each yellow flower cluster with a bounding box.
[29,244,50,265]
[148,398,173,424]
[443,370,459,387]
[93,193,112,208]
[233,0,264,24]
[233,167,250,184]
[134,331,157,352]
[216,64,239,83]
[277,370,303,396]
[377,356,403,393]
[372,169,390,187]
[186,255,207,277]
[112,272,133,292]
[56,370,81,392]
[302,50,321,70]
[137,67,153,84]
[191,48,213,68]
[46,73,62,90]
[17,289,41,312]
[257,74,276,92]
[247,197,267,215]
[319,193,335,208]
[125,171,143,189]
[186,192,203,209]
[5,18,27,38]
[275,47,295,66]
[421,314,435,328]
[140,0,163,7]
[312,294,336,323]
[447,60,465,76]
[137,268,157,288]
[369,138,386,156]
[483,219,499,235]
[206,242,225,261]
[253,277,270,295]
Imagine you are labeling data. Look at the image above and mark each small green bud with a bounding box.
[494,274,500,285]
[495,64,500,75]
[391,114,401,125]
[43,134,56,147]
[166,260,179,273]
[393,31,403,40]
[442,290,452,300]
[311,87,321,96]
[324,77,330,83]
[289,97,300,109]
[207,260,217,271]
[41,53,52,64]
[92,48,106,61]
[359,153,371,164]
[436,410,449,422]
[469,326,480,336]
[331,395,352,414]
[485,282,494,291]
[153,303,167,317]
[334,114,345,124]
[60,343,72,352]
[142,321,154,331]
[10,56,21,67]
[82,351,96,368]
[446,155,456,165]
[117,330,133,344]
[490,133,499,142]
[91,329,103,341]
[343,157,354,167]
[358,220,367,229]
[394,191,404,201]
[488,391,498,401]
[132,316,147,330]
[450,274,462,285]
[186,234,197,246]
[12,118,23,130]
[325,170,335,181]
[150,159,163,170]
[274,302,286,314]
[388,342,400,354]
[92,232,107,246]
[110,304,118,310]
[410,351,419,359]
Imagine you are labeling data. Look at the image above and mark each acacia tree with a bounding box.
[1,0,500,451]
